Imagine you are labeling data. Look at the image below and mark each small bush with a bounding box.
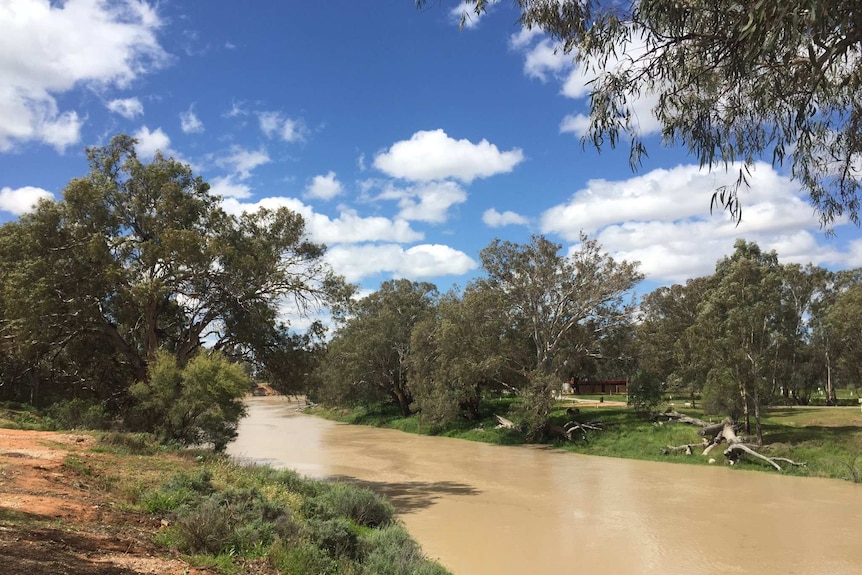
[627,371,663,416]
[304,482,394,528]
[360,524,447,575]
[48,398,112,430]
[268,539,337,575]
[307,517,358,559]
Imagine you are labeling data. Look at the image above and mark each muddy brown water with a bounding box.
[227,397,862,575]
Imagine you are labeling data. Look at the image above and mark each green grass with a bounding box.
[315,399,862,482]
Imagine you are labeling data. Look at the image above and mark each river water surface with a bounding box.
[227,397,862,575]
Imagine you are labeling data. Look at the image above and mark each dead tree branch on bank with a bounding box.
[661,411,806,471]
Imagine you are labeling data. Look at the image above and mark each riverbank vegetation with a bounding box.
[0,422,450,575]
[311,399,862,482]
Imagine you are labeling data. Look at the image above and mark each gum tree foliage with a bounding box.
[0,135,350,407]
[478,233,642,439]
[428,0,862,225]
[688,240,783,445]
[315,280,439,416]
[409,284,529,428]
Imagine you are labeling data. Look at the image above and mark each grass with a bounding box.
[314,398,862,482]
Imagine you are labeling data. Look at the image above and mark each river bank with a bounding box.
[0,423,449,575]
[311,397,862,481]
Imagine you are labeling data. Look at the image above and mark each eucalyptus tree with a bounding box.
[409,283,529,428]
[478,233,642,439]
[316,279,438,416]
[0,134,350,407]
[637,275,715,404]
[821,273,862,392]
[428,0,862,225]
[690,240,784,444]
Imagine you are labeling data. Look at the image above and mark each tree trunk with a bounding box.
[753,385,763,446]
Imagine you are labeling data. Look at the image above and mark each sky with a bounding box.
[2,0,862,318]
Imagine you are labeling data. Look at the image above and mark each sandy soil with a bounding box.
[0,428,213,575]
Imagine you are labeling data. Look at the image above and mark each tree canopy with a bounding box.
[0,134,351,409]
[430,0,862,226]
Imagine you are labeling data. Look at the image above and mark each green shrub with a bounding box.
[139,470,214,513]
[47,398,112,430]
[129,351,249,451]
[627,371,663,415]
[360,524,447,575]
[304,482,394,527]
[307,517,358,559]
[268,539,337,575]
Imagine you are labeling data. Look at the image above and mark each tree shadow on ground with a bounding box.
[326,476,480,514]
[765,425,861,444]
[0,527,143,575]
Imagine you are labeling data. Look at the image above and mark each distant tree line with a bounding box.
[314,238,862,442]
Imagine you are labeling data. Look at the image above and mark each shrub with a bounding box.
[304,482,394,528]
[268,539,337,575]
[129,351,249,450]
[47,398,112,430]
[307,517,358,559]
[360,524,448,575]
[627,371,663,415]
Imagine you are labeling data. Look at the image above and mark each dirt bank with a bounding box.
[0,429,213,575]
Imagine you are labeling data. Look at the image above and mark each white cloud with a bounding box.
[133,125,172,158]
[0,185,54,215]
[180,105,204,133]
[325,243,477,282]
[373,180,468,224]
[219,197,424,246]
[0,0,166,152]
[216,146,270,179]
[373,129,524,183]
[449,0,498,29]
[541,162,850,283]
[209,175,251,199]
[305,171,343,201]
[511,28,662,138]
[483,208,529,227]
[106,97,144,119]
[258,111,305,142]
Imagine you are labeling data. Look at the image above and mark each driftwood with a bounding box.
[663,414,806,471]
[495,414,516,429]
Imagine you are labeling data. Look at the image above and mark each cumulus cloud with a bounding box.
[483,208,529,227]
[0,185,54,215]
[208,175,251,199]
[371,180,468,224]
[541,162,846,283]
[106,97,144,119]
[0,0,167,152]
[325,243,477,282]
[305,171,343,201]
[258,111,305,142]
[510,28,662,138]
[216,146,270,179]
[133,125,172,158]
[373,129,524,183]
[219,196,424,246]
[180,105,204,133]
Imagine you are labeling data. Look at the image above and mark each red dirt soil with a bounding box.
[0,428,213,575]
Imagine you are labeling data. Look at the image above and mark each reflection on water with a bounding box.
[228,397,862,575]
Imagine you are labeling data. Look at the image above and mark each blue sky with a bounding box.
[2,0,861,314]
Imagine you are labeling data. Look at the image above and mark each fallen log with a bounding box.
[494,414,516,429]
[656,409,710,427]
[662,414,806,471]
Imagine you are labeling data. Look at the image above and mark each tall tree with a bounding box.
[0,135,349,406]
[315,279,438,416]
[427,0,862,225]
[690,240,783,444]
[478,233,641,438]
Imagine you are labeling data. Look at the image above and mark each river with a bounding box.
[227,397,862,575]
